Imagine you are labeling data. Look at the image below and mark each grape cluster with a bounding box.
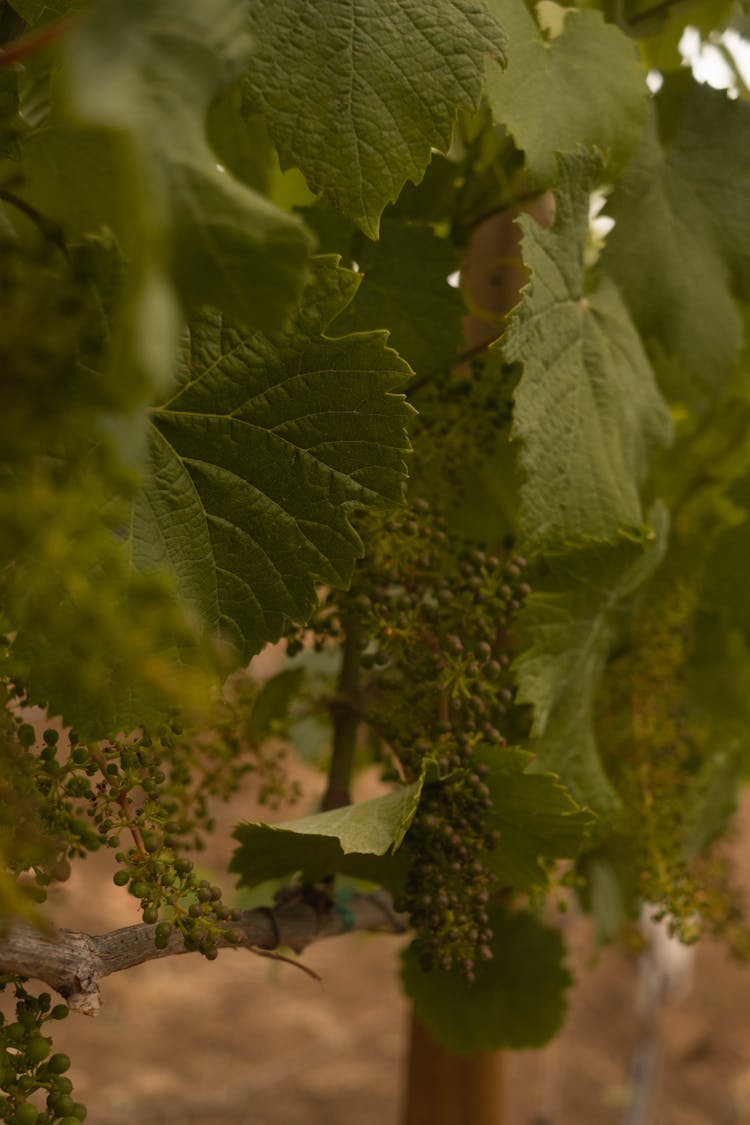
[2,682,296,953]
[398,764,499,981]
[302,499,530,975]
[0,977,82,1125]
[595,580,732,944]
[405,349,517,514]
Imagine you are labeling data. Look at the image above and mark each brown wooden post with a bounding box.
[400,192,555,1125]
[402,1018,505,1125]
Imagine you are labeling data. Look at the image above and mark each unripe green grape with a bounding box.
[46,1054,71,1075]
[17,724,36,748]
[47,1094,74,1116]
[14,1102,39,1124]
[25,1036,51,1063]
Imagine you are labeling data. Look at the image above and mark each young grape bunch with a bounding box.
[0,978,84,1124]
[295,499,530,977]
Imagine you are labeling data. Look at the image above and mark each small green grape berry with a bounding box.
[47,1094,75,1116]
[14,1102,39,1124]
[142,907,159,925]
[26,1035,51,1062]
[153,921,172,950]
[49,1005,69,1022]
[47,1053,71,1074]
[112,871,129,887]
[18,723,36,748]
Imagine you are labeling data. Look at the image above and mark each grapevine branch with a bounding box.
[321,615,362,811]
[0,890,407,1017]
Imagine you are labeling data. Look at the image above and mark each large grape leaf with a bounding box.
[131,256,413,658]
[601,73,750,407]
[58,0,313,330]
[231,777,424,889]
[479,748,593,888]
[514,507,669,811]
[242,0,505,238]
[483,0,647,186]
[504,155,672,556]
[7,0,76,19]
[630,0,735,71]
[402,908,571,1052]
[331,219,464,381]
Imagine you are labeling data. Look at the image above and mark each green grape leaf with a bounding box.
[59,0,313,331]
[332,219,463,380]
[7,0,76,20]
[231,777,424,887]
[243,0,505,237]
[581,851,639,945]
[504,154,672,556]
[484,0,648,185]
[684,743,743,859]
[206,82,275,197]
[402,908,571,1052]
[601,73,750,407]
[479,748,594,888]
[131,256,413,659]
[0,66,22,160]
[702,497,750,636]
[514,506,669,810]
[246,668,306,742]
[631,0,734,70]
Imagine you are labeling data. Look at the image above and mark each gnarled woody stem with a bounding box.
[0,890,406,1017]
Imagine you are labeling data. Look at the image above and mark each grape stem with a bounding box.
[89,747,147,858]
[0,189,70,261]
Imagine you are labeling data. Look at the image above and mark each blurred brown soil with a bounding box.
[12,766,750,1125]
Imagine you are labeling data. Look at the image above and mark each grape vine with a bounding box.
[1,0,750,1108]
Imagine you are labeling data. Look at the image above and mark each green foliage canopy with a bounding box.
[1,0,750,1077]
